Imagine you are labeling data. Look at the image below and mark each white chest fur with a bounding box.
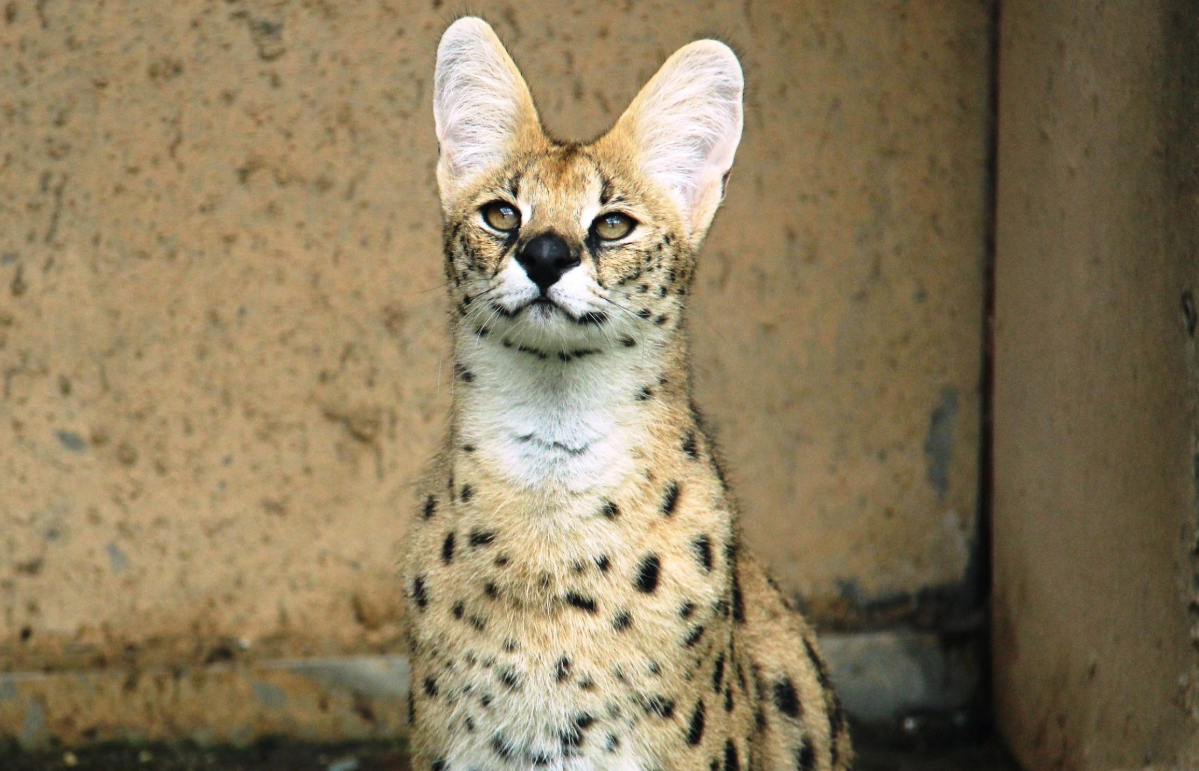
[454,338,656,496]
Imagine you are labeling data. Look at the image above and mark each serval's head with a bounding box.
[434,18,743,357]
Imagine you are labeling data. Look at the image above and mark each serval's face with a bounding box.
[434,19,743,354]
[441,141,693,352]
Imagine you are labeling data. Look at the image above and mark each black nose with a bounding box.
[516,232,579,293]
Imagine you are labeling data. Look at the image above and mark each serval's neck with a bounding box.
[447,320,691,501]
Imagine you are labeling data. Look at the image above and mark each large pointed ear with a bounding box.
[434,18,539,196]
[613,41,743,237]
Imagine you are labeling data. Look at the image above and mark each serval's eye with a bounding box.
[482,201,521,232]
[592,212,635,241]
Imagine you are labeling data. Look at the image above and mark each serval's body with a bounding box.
[403,18,853,771]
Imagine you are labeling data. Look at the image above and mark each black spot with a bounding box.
[423,676,439,697]
[795,743,816,771]
[431,759,446,771]
[595,555,611,573]
[452,600,465,619]
[571,560,587,574]
[470,530,496,547]
[605,734,620,753]
[772,677,801,718]
[462,443,476,452]
[724,537,738,566]
[494,554,510,567]
[481,694,492,707]
[412,575,428,609]
[756,709,767,732]
[636,308,652,319]
[648,661,662,675]
[613,611,632,631]
[579,677,596,690]
[732,573,745,623]
[423,496,437,519]
[712,652,726,692]
[565,592,597,613]
[531,753,551,766]
[456,364,474,383]
[635,554,661,593]
[724,684,734,712]
[693,535,713,573]
[469,613,487,631]
[574,713,595,730]
[644,695,675,718]
[803,637,832,690]
[442,532,456,564]
[575,311,608,326]
[517,344,548,360]
[724,739,739,771]
[460,484,473,502]
[714,598,730,617]
[636,386,653,401]
[484,581,500,599]
[491,734,514,761]
[503,639,518,652]
[556,656,572,682]
[601,500,620,519]
[682,431,698,459]
[465,716,475,732]
[599,175,614,205]
[620,336,636,347]
[680,601,697,619]
[661,482,681,516]
[683,626,706,648]
[498,667,521,690]
[655,315,669,326]
[710,759,719,771]
[560,726,582,751]
[686,700,706,745]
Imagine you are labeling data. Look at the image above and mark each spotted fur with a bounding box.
[403,17,852,771]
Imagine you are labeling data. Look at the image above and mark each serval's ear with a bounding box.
[434,17,540,197]
[612,41,743,238]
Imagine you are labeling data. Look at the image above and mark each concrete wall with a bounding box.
[991,1,1199,768]
[0,0,992,743]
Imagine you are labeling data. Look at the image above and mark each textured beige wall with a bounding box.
[992,1,1199,768]
[0,0,990,676]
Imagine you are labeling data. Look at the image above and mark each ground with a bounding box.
[0,737,1020,770]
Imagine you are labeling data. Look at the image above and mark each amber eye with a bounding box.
[482,201,521,232]
[592,212,635,241]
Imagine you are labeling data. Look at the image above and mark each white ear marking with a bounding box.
[434,18,538,194]
[614,40,744,237]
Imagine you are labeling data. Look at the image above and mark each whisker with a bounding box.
[589,293,644,324]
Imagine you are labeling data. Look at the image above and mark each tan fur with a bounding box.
[402,18,852,771]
